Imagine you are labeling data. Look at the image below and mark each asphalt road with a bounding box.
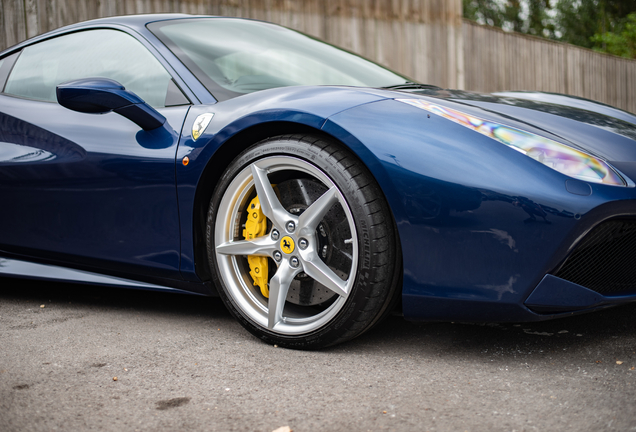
[1,278,635,432]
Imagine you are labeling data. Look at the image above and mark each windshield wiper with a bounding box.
[381,82,442,90]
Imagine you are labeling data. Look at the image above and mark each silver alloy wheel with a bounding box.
[214,156,359,335]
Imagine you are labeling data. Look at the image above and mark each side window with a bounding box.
[4,29,188,108]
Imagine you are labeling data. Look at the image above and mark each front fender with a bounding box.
[175,86,390,279]
[323,99,636,322]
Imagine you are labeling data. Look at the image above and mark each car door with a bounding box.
[0,28,192,280]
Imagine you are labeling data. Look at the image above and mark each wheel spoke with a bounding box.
[302,253,348,298]
[268,262,297,329]
[250,164,290,228]
[298,187,339,235]
[216,236,276,256]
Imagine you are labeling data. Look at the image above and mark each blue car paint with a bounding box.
[57,78,168,131]
[323,98,636,321]
[176,86,636,321]
[526,274,636,312]
[493,91,636,126]
[1,14,636,323]
[0,94,189,282]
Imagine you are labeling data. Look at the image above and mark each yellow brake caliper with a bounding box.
[243,196,269,298]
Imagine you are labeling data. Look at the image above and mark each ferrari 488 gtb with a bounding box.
[1,14,636,348]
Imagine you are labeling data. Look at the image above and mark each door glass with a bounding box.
[4,29,185,108]
[149,18,410,101]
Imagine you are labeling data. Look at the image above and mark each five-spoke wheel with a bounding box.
[207,135,400,348]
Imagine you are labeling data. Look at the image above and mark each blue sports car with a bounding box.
[1,14,635,348]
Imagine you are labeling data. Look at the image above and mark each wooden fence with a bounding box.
[463,20,636,114]
[1,0,635,112]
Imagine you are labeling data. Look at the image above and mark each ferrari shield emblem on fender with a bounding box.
[192,113,214,140]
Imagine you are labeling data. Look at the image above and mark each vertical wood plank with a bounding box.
[25,0,39,38]
[3,0,27,49]
[462,19,636,112]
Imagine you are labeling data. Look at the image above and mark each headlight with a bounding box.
[397,98,625,186]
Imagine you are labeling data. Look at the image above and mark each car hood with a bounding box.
[371,88,636,183]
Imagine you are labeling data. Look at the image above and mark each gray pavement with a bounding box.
[1,278,635,432]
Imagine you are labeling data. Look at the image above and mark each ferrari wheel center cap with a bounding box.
[280,236,295,254]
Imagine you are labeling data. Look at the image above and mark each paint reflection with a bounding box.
[386,158,574,226]
[0,112,85,166]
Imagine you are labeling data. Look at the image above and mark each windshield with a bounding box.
[148,18,410,101]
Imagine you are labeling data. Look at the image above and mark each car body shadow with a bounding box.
[337,302,636,364]
[2,277,634,362]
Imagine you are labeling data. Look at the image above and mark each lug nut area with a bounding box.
[273,251,282,261]
[271,229,280,240]
[290,256,300,268]
[286,221,295,233]
[298,238,308,250]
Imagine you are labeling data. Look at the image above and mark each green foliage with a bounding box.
[527,0,556,38]
[504,0,524,33]
[591,13,636,58]
[555,0,599,48]
[462,0,507,27]
[463,0,636,58]
[557,0,636,51]
[463,0,556,38]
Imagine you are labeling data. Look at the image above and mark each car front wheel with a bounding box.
[207,135,400,349]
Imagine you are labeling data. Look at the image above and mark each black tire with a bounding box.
[206,134,401,349]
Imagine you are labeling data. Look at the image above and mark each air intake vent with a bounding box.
[553,219,636,296]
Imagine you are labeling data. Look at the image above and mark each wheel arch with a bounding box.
[192,121,340,282]
[190,120,404,284]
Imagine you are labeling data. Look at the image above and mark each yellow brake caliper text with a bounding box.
[243,196,269,297]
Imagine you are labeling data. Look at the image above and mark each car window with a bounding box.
[4,29,187,108]
[148,19,410,101]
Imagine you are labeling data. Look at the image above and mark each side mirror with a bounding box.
[56,78,166,131]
